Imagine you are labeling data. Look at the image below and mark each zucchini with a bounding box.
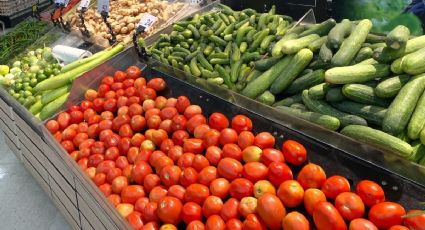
[340,125,412,158]
[401,47,425,75]
[354,47,373,63]
[331,19,372,66]
[241,55,293,98]
[325,64,390,84]
[383,74,425,135]
[299,18,336,37]
[386,25,410,50]
[308,36,327,52]
[273,93,302,107]
[342,84,391,107]
[302,90,368,127]
[326,87,344,102]
[327,19,352,49]
[319,43,333,63]
[275,106,340,131]
[308,83,332,99]
[373,35,425,63]
[375,75,410,98]
[407,91,425,140]
[270,49,313,94]
[254,56,282,71]
[407,140,425,162]
[281,34,320,54]
[332,101,387,126]
[285,69,325,95]
[256,91,275,105]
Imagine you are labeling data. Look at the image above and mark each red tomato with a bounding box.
[165,97,177,107]
[111,82,124,91]
[297,163,327,189]
[98,119,113,131]
[117,96,128,108]
[125,87,137,98]
[144,174,161,193]
[87,153,104,168]
[97,160,116,174]
[254,132,275,149]
[171,130,189,146]
[142,202,159,223]
[114,70,127,82]
[220,198,240,221]
[143,99,155,111]
[229,178,253,200]
[184,105,202,119]
[177,153,195,170]
[184,184,210,205]
[160,107,178,120]
[167,185,185,201]
[78,158,88,170]
[134,77,146,89]
[70,110,84,124]
[58,112,71,130]
[355,180,385,207]
[107,167,122,183]
[205,146,223,166]
[322,175,351,199]
[107,194,121,207]
[313,201,347,230]
[119,124,134,138]
[147,78,166,91]
[217,158,243,181]
[116,203,134,218]
[99,183,112,197]
[193,124,210,139]
[62,128,77,141]
[149,186,168,203]
[156,96,168,110]
[132,160,153,184]
[153,156,173,173]
[111,176,128,194]
[123,79,135,89]
[203,129,221,147]
[281,211,310,230]
[388,226,409,230]
[176,96,190,113]
[160,165,182,187]
[180,167,199,188]
[242,162,268,183]
[242,146,262,163]
[368,202,406,229]
[147,115,162,129]
[184,138,205,155]
[157,196,182,225]
[128,103,143,116]
[277,180,304,208]
[261,148,284,166]
[243,214,267,230]
[208,113,229,131]
[135,197,149,212]
[198,166,217,186]
[237,131,255,150]
[226,219,243,230]
[121,185,145,204]
[131,115,146,132]
[404,210,425,230]
[304,188,327,215]
[222,143,242,161]
[140,87,157,101]
[219,128,238,146]
[238,197,257,217]
[206,215,225,230]
[126,66,141,79]
[171,115,187,131]
[335,192,365,221]
[115,156,129,170]
[267,162,293,187]
[187,220,205,230]
[253,180,276,198]
[126,211,144,230]
[93,173,106,186]
[282,140,306,166]
[257,193,286,230]
[46,120,60,134]
[209,178,230,199]
[187,114,207,134]
[203,196,224,218]
[80,100,93,111]
[105,91,116,100]
[191,155,209,172]
[348,218,378,230]
[231,115,253,133]
[182,202,202,224]
[127,147,140,164]
[160,139,175,157]
[131,133,145,147]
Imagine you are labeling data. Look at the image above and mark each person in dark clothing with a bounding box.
[405,0,425,31]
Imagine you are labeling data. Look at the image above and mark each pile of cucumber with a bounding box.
[149,4,425,165]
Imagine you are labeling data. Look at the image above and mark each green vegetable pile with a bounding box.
[149,4,425,165]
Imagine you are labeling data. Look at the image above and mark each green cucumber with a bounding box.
[319,43,333,63]
[390,57,404,74]
[270,49,313,94]
[386,25,410,50]
[285,69,325,95]
[254,56,282,71]
[401,47,425,75]
[326,87,345,102]
[256,91,275,105]
[308,36,327,52]
[373,35,425,63]
[375,75,410,98]
[299,18,336,37]
[273,93,302,107]
[355,58,379,65]
[354,47,373,63]
[332,101,387,126]
[327,19,352,49]
[366,33,387,44]
[325,64,390,84]
[383,74,425,135]
[407,90,425,140]
[407,140,425,162]
[302,90,368,127]
[290,103,306,110]
[342,84,391,107]
[271,33,299,56]
[275,106,340,131]
[308,83,332,99]
[340,125,412,158]
[41,85,71,105]
[39,92,70,120]
[281,34,320,54]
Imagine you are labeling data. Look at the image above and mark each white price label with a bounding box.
[97,0,110,14]
[55,0,65,5]
[79,0,90,10]
[138,13,158,30]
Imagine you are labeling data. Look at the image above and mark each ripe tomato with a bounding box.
[219,128,238,146]
[171,115,187,131]
[257,193,286,230]
[322,175,351,199]
[99,183,112,197]
[97,160,116,174]
[217,158,243,181]
[297,163,327,189]
[209,178,230,199]
[157,196,182,225]
[153,156,173,173]
[261,148,284,166]
[368,202,406,229]
[126,66,141,79]
[203,129,221,147]
[106,167,122,183]
[70,110,84,124]
[231,115,253,133]
[160,165,181,187]
[268,162,293,187]
[171,130,189,146]
[184,105,202,119]
[177,153,195,169]
[277,180,304,208]
[142,202,159,223]
[182,202,202,224]
[134,77,146,89]
[404,210,425,230]
[282,211,310,230]
[167,185,185,201]
[220,197,240,221]
[111,176,128,194]
[140,87,157,100]
[205,146,223,166]
[388,226,409,230]
[147,115,162,129]
[187,220,205,230]
[243,214,267,230]
[128,103,143,117]
[87,153,104,167]
[144,174,161,193]
[335,192,365,221]
[242,146,263,162]
[58,112,71,130]
[237,131,255,150]
[116,203,134,218]
[205,215,225,230]
[281,140,307,166]
[155,96,167,109]
[147,78,166,91]
[80,100,93,111]
[135,197,149,212]
[107,194,121,207]
[180,167,199,188]
[149,186,168,203]
[355,180,385,207]
[229,178,253,200]
[115,156,129,170]
[203,196,224,218]
[348,218,378,230]
[208,113,229,131]
[165,145,181,162]
[242,162,268,183]
[160,107,178,120]
[184,138,205,155]
[313,201,347,230]
[121,185,145,204]
[166,97,177,107]
[184,184,210,205]
[187,114,207,134]
[143,99,155,111]
[93,173,106,186]
[254,132,275,149]
[176,96,190,113]
[226,219,243,230]
[193,124,210,139]
[238,197,257,217]
[304,188,327,215]
[132,160,153,184]
[222,143,242,161]
[198,166,217,186]
[62,127,77,141]
[117,96,129,108]
[126,211,144,230]
[46,120,59,134]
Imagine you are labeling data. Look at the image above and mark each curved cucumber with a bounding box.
[308,83,332,100]
[327,19,352,49]
[375,75,410,98]
[285,69,325,95]
[386,25,410,50]
[275,106,340,131]
[332,101,387,126]
[342,84,391,107]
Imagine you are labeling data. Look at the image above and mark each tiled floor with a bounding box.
[0,132,71,230]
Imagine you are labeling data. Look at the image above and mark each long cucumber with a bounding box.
[407,90,425,140]
[39,92,70,120]
[275,106,340,131]
[332,101,387,126]
[41,85,71,105]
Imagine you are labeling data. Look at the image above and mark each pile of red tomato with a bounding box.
[45,66,425,230]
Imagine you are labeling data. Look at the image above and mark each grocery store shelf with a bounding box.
[0,132,70,230]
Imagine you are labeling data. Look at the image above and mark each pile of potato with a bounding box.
[69,0,185,44]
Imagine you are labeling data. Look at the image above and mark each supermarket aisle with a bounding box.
[0,132,71,230]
